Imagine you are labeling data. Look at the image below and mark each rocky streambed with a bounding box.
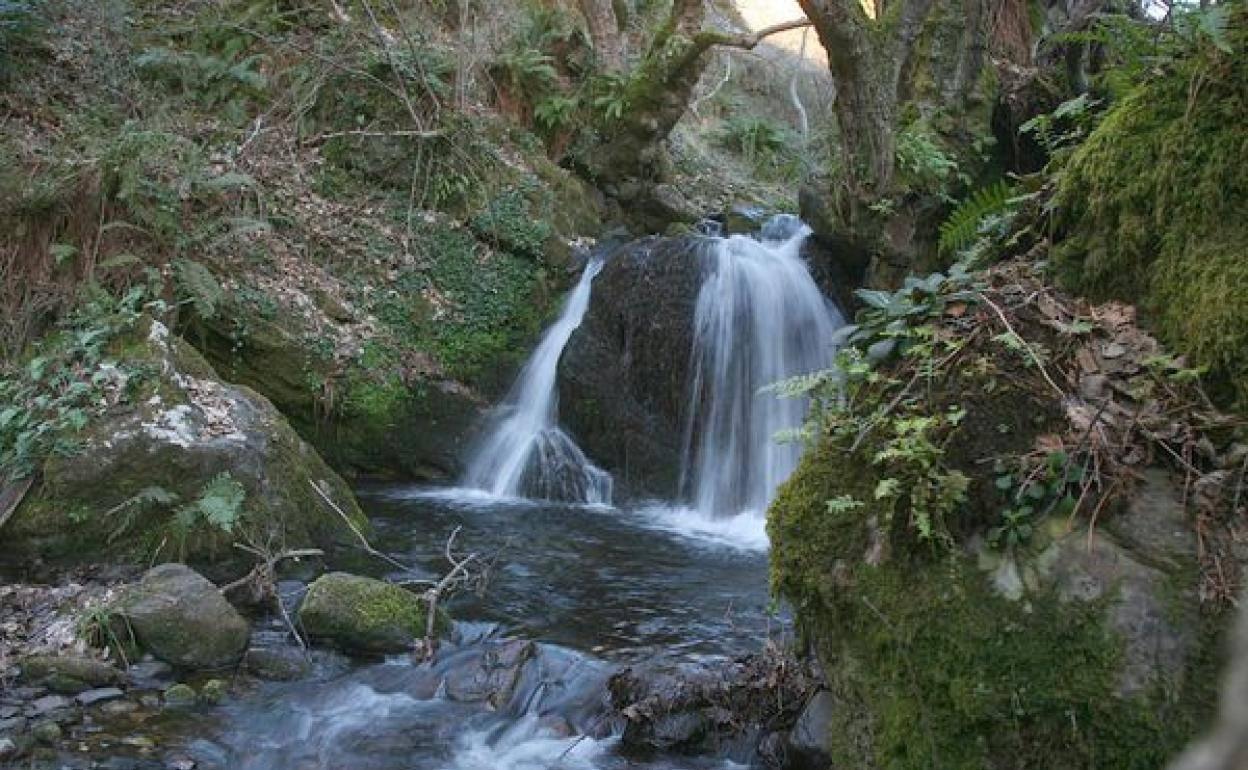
[0,488,826,770]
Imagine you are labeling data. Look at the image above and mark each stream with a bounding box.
[153,490,775,770]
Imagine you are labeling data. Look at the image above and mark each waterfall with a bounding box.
[679,215,844,518]
[462,260,612,505]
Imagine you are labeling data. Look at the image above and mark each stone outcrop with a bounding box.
[7,318,364,563]
[557,236,709,498]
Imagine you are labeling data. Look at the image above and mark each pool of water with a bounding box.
[152,487,777,770]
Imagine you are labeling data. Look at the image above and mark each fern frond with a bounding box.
[938,181,1015,256]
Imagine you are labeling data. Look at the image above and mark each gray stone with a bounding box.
[27,694,70,716]
[76,688,126,706]
[128,658,174,688]
[0,737,16,759]
[786,690,835,769]
[21,655,123,688]
[443,639,536,706]
[241,647,311,681]
[117,564,249,670]
[0,715,27,734]
[100,700,139,716]
[1168,594,1248,770]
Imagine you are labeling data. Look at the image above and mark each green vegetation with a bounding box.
[1052,9,1248,406]
[0,284,157,482]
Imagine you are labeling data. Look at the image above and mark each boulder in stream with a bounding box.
[298,572,449,655]
[113,564,249,671]
[557,236,708,498]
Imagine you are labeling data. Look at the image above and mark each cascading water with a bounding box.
[462,259,612,504]
[679,215,845,518]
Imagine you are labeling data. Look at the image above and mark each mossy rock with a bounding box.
[298,572,451,655]
[768,433,1221,769]
[116,563,250,671]
[6,319,366,564]
[1052,16,1248,408]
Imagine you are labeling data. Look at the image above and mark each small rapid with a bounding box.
[462,259,612,505]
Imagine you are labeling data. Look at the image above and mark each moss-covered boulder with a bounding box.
[6,318,365,563]
[114,563,249,671]
[770,439,1219,769]
[297,572,450,655]
[1053,15,1248,408]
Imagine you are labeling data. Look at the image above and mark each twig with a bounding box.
[422,525,478,659]
[309,479,427,579]
[980,291,1066,399]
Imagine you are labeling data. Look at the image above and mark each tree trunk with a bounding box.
[578,0,626,72]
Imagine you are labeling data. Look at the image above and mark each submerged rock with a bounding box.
[115,564,249,671]
[297,572,449,654]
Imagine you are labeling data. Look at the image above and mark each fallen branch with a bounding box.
[309,479,433,582]
[980,291,1067,399]
[421,525,478,659]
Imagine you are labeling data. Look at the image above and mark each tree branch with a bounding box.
[695,19,815,52]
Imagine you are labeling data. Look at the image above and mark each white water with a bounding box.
[462,259,613,505]
[680,216,844,519]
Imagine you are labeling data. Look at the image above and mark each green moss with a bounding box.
[299,572,450,653]
[1053,20,1248,407]
[769,437,1214,769]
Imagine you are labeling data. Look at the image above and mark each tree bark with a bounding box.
[578,0,626,72]
[798,0,937,200]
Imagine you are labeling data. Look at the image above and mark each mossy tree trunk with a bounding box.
[798,0,937,210]
[574,0,812,192]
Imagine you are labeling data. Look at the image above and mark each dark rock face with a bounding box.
[117,564,249,671]
[557,236,710,499]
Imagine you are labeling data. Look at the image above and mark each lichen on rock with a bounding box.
[6,317,365,563]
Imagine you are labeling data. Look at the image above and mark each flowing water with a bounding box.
[461,259,613,505]
[131,491,773,770]
[680,216,844,519]
[83,220,839,769]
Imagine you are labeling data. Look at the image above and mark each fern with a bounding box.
[107,486,180,544]
[172,473,246,539]
[938,181,1015,256]
[173,259,225,319]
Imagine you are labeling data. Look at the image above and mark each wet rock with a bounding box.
[116,564,249,670]
[21,655,124,689]
[31,720,61,744]
[0,716,27,734]
[609,653,815,763]
[27,694,71,717]
[722,204,768,235]
[298,572,448,654]
[0,737,17,760]
[163,684,197,707]
[76,688,125,707]
[241,647,311,681]
[198,680,227,704]
[785,690,835,769]
[128,658,174,688]
[443,639,537,706]
[558,236,710,498]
